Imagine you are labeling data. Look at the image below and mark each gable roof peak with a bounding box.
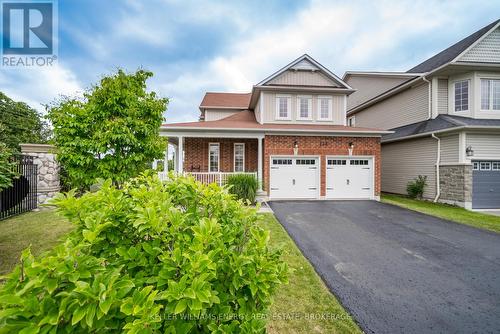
[407,18,500,73]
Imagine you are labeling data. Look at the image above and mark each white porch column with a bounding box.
[164,143,169,172]
[178,136,184,174]
[257,136,263,191]
[174,144,178,172]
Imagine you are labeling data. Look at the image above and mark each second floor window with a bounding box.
[276,95,291,119]
[317,96,332,120]
[209,143,219,172]
[454,80,469,112]
[481,79,500,111]
[297,96,312,120]
[347,116,355,127]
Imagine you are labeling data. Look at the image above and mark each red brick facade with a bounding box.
[182,135,381,198]
[183,138,258,172]
[263,135,381,197]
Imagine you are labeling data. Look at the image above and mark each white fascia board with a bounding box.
[255,85,355,94]
[161,127,391,136]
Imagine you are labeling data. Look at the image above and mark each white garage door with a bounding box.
[326,157,373,199]
[270,157,319,199]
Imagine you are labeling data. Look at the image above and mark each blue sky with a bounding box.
[1,0,499,123]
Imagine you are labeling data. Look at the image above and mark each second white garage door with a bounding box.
[326,157,373,199]
[270,157,319,199]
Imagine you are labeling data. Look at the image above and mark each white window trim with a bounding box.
[453,79,470,113]
[480,78,500,112]
[275,94,292,120]
[317,95,333,121]
[347,115,356,127]
[296,95,313,120]
[208,142,220,172]
[233,143,245,172]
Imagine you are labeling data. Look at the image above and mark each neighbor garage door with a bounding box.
[472,161,500,209]
[270,157,319,199]
[326,157,373,199]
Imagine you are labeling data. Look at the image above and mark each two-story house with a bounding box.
[161,55,389,200]
[345,19,500,210]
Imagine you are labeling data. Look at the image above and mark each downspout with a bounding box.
[422,75,432,119]
[431,133,441,202]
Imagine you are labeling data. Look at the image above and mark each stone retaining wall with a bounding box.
[20,144,60,205]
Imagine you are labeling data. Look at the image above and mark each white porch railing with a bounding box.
[158,172,257,186]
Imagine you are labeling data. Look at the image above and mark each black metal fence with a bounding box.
[0,155,38,220]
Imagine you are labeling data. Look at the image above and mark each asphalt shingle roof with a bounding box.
[382,115,500,142]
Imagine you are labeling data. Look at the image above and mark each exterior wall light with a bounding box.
[466,145,474,157]
[293,141,299,155]
[348,142,354,156]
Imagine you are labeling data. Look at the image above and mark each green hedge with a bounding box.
[0,174,287,333]
[226,174,258,204]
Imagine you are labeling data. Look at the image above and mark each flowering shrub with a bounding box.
[0,174,287,333]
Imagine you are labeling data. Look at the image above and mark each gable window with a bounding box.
[209,143,219,172]
[317,96,332,120]
[276,95,291,120]
[347,116,355,127]
[297,95,312,120]
[234,143,245,172]
[480,79,500,111]
[454,80,469,112]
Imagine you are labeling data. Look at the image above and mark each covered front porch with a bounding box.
[159,131,264,191]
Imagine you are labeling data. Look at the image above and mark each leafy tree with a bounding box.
[0,174,288,333]
[0,92,51,151]
[0,143,18,191]
[48,69,168,190]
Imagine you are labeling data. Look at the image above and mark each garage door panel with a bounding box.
[270,157,319,199]
[326,157,373,199]
[472,161,500,209]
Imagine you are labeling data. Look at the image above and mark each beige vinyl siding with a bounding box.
[204,109,240,121]
[382,137,437,199]
[459,27,500,63]
[267,70,337,87]
[346,76,411,109]
[466,133,500,158]
[439,134,459,164]
[262,91,345,125]
[437,79,448,114]
[353,83,429,130]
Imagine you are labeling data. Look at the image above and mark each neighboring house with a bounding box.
[345,19,500,210]
[161,55,390,200]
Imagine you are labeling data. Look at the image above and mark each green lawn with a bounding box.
[258,213,360,334]
[382,194,500,233]
[0,210,74,275]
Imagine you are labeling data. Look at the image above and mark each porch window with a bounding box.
[276,95,291,120]
[480,79,500,111]
[297,95,312,120]
[317,96,332,120]
[234,143,245,172]
[454,80,469,112]
[209,143,219,172]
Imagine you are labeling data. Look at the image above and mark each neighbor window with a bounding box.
[296,96,312,120]
[317,96,332,120]
[347,116,355,127]
[209,143,219,172]
[480,79,500,111]
[234,143,245,172]
[276,95,291,119]
[454,80,469,112]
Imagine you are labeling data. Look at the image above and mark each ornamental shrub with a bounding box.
[406,175,427,199]
[0,173,288,333]
[226,174,258,204]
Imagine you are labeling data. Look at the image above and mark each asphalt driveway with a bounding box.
[269,200,500,334]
